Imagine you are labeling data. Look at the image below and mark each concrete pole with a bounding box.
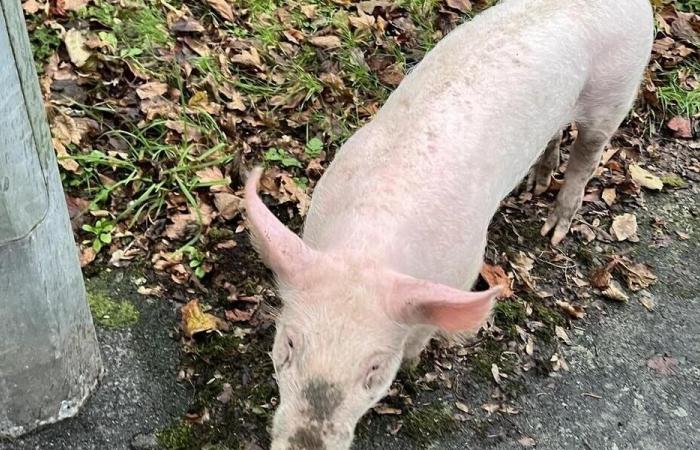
[0,0,102,438]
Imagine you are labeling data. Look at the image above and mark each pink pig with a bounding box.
[245,0,653,448]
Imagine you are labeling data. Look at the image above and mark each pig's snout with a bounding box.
[271,406,354,450]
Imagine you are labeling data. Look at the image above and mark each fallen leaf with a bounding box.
[79,246,96,267]
[630,164,664,191]
[57,0,88,13]
[638,293,655,311]
[571,223,595,243]
[618,260,657,291]
[206,0,235,22]
[455,402,469,413]
[556,300,586,319]
[136,81,169,100]
[667,116,692,138]
[22,0,42,15]
[555,325,572,345]
[374,405,402,415]
[518,436,537,447]
[611,213,639,242]
[491,363,502,384]
[647,355,678,375]
[510,251,536,289]
[213,193,242,220]
[590,266,612,289]
[232,47,264,69]
[64,29,91,67]
[309,35,342,49]
[137,285,164,297]
[601,280,629,302]
[180,299,222,337]
[602,188,616,207]
[225,308,255,322]
[479,263,513,298]
[481,402,500,414]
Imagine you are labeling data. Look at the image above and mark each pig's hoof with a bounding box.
[540,210,574,245]
[526,168,552,195]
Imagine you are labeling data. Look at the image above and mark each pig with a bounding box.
[245,0,654,448]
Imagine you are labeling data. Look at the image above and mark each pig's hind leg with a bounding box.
[526,130,563,195]
[541,93,637,245]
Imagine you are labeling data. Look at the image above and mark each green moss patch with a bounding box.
[87,291,139,328]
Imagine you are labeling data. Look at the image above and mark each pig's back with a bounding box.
[303,0,653,285]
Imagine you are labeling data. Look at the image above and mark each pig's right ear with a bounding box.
[244,167,316,286]
[386,272,500,333]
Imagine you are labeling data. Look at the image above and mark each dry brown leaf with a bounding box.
[630,164,664,191]
[479,263,513,297]
[638,293,655,311]
[555,325,572,345]
[667,116,693,138]
[300,4,317,18]
[64,29,91,67]
[53,139,80,172]
[79,246,96,267]
[136,81,169,100]
[618,260,657,291]
[232,47,263,69]
[309,35,342,49]
[446,0,472,12]
[556,300,586,319]
[481,403,500,414]
[213,193,241,221]
[374,405,402,415]
[647,355,678,375]
[57,0,88,13]
[180,299,223,337]
[601,280,629,302]
[602,188,616,207]
[611,213,639,242]
[196,167,229,185]
[571,223,595,243]
[225,308,255,322]
[590,266,612,289]
[22,0,44,14]
[349,12,376,30]
[280,174,311,216]
[206,0,235,22]
[510,251,535,289]
[137,285,164,297]
[455,402,469,413]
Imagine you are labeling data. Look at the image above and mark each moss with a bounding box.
[661,174,688,188]
[574,247,596,268]
[532,303,564,344]
[493,299,527,339]
[87,291,139,328]
[157,422,198,450]
[402,402,458,444]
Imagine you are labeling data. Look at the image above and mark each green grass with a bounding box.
[657,70,700,117]
[674,0,700,12]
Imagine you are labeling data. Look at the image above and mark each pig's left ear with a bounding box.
[387,273,501,333]
[244,167,317,286]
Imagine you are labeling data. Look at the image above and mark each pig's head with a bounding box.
[245,168,499,450]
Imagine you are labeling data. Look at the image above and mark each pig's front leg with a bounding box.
[540,122,618,245]
[526,131,562,195]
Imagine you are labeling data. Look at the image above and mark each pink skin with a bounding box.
[242,0,653,448]
[245,169,500,450]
